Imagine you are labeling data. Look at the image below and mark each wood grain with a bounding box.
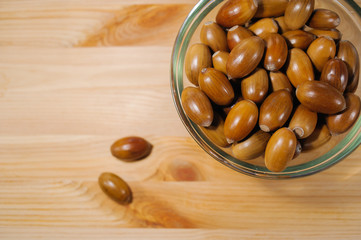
[0,0,361,239]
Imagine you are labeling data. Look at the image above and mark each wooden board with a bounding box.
[0,0,361,239]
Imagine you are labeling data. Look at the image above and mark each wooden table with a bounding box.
[1,0,361,239]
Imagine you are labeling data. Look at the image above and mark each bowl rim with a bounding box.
[170,0,361,179]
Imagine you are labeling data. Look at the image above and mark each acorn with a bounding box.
[301,123,331,150]
[282,30,316,50]
[289,104,318,139]
[275,16,292,33]
[227,36,265,79]
[248,18,279,39]
[296,80,346,114]
[320,58,348,93]
[307,9,340,29]
[227,25,254,50]
[259,90,293,132]
[265,128,297,172]
[307,28,342,41]
[98,172,132,205]
[223,95,244,115]
[224,100,258,143]
[284,0,315,30]
[212,51,229,75]
[241,68,269,104]
[201,112,230,147]
[307,36,336,72]
[337,40,360,93]
[254,0,288,18]
[181,87,214,127]
[269,71,293,92]
[216,0,258,28]
[199,68,235,106]
[111,137,152,161]
[264,33,288,71]
[326,93,361,134]
[286,48,314,87]
[200,21,228,52]
[184,43,212,86]
[232,130,271,160]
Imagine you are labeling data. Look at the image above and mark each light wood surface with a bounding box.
[1,0,361,239]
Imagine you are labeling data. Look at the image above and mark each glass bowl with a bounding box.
[171,0,361,179]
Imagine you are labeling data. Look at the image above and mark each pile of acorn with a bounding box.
[181,0,361,172]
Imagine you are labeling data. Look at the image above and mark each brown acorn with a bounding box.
[296,80,346,114]
[248,18,279,39]
[337,40,360,93]
[201,112,230,147]
[223,95,244,115]
[184,43,212,86]
[199,68,235,106]
[301,123,331,150]
[181,87,214,127]
[265,128,297,172]
[307,9,340,29]
[200,21,228,52]
[275,16,292,33]
[289,104,318,139]
[259,90,293,132]
[227,36,265,79]
[254,0,288,18]
[307,36,336,72]
[227,25,254,50]
[216,0,258,28]
[111,136,152,161]
[307,28,342,41]
[241,68,269,104]
[98,172,132,205]
[284,0,315,30]
[232,130,271,160]
[212,51,229,75]
[286,48,314,87]
[326,93,361,134]
[320,58,348,93]
[269,71,293,92]
[224,100,259,143]
[264,33,288,71]
[282,30,316,50]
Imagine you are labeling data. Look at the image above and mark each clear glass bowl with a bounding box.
[171,0,361,179]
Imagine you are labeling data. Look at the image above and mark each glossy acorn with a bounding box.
[98,172,132,205]
[282,30,316,50]
[201,112,230,147]
[200,21,228,52]
[248,18,279,39]
[307,28,342,41]
[269,71,293,92]
[284,0,315,30]
[337,40,360,93]
[265,128,297,172]
[212,51,229,75]
[326,93,361,134]
[226,36,265,79]
[275,16,292,33]
[184,43,212,86]
[296,80,346,114]
[241,68,269,104]
[307,9,340,29]
[320,58,348,93]
[264,33,288,71]
[232,130,271,160]
[199,68,235,106]
[223,95,244,115]
[254,0,288,18]
[259,90,293,132]
[307,36,336,72]
[181,87,214,127]
[111,136,152,161]
[289,104,318,139]
[224,100,259,143]
[301,123,331,150]
[286,48,314,87]
[216,0,258,28]
[227,25,254,50]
